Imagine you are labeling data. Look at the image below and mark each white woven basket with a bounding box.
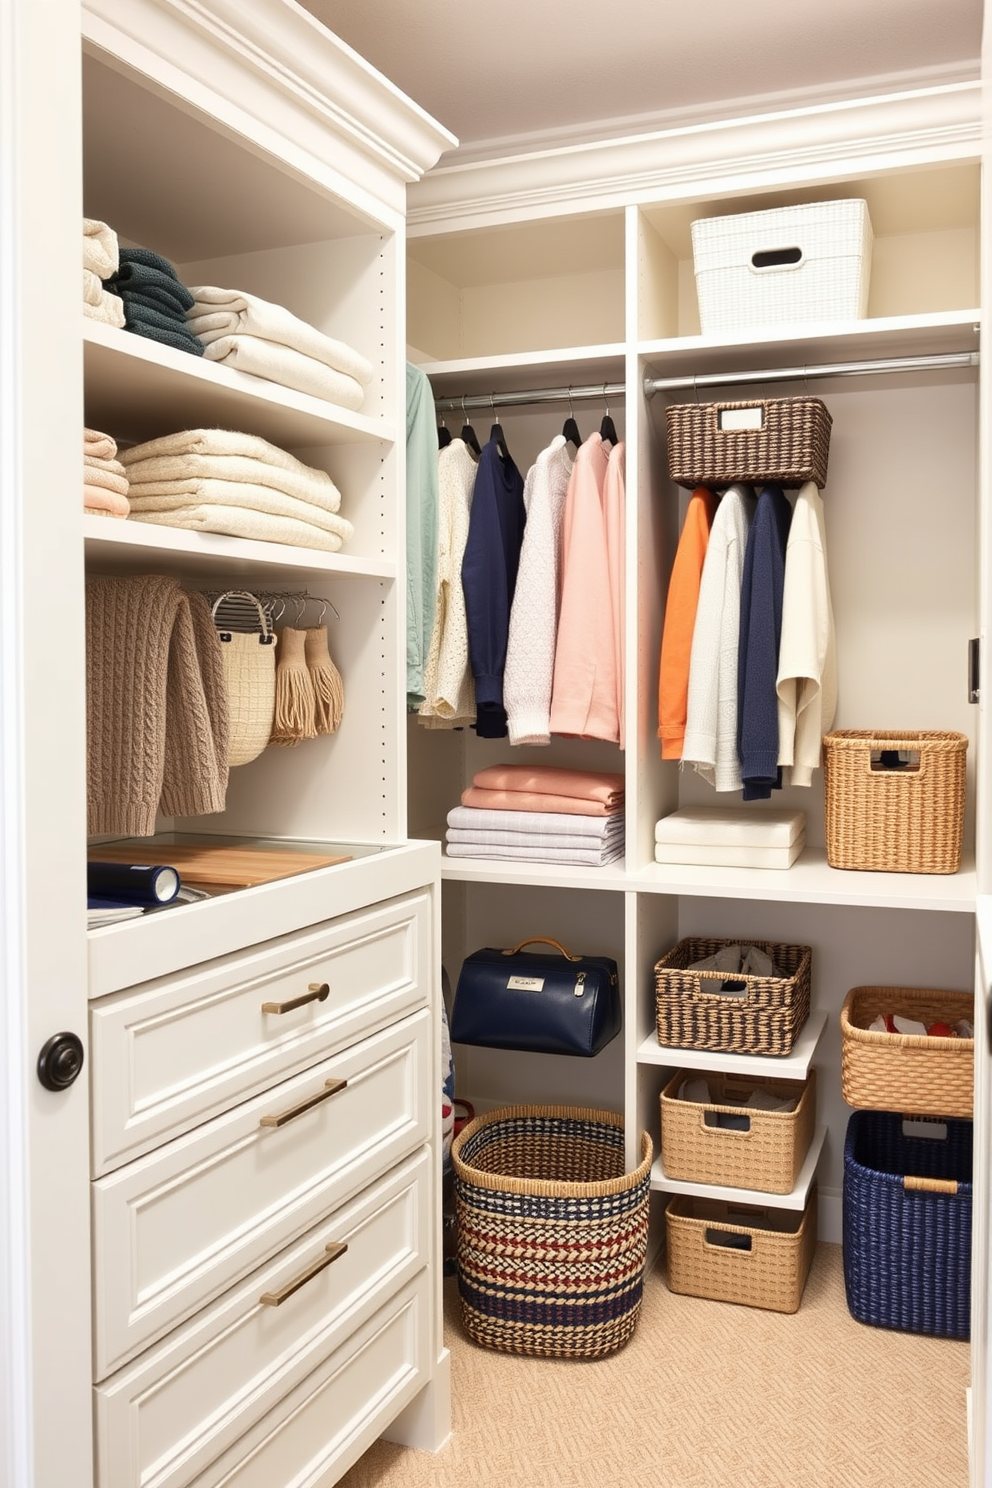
[211,592,276,766]
[691,198,873,334]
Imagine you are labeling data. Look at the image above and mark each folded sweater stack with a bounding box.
[84,427,130,519]
[654,806,806,869]
[186,287,375,411]
[106,248,204,357]
[446,765,625,866]
[120,428,354,552]
[82,218,125,329]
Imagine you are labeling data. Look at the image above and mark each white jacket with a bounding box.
[776,481,837,786]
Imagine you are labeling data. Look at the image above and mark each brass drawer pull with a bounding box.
[259,1241,348,1307]
[259,1077,347,1129]
[261,982,330,1015]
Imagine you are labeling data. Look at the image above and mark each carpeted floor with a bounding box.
[338,1243,970,1488]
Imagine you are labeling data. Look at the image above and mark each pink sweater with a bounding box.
[549,434,619,742]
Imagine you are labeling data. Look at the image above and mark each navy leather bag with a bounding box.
[450,937,621,1057]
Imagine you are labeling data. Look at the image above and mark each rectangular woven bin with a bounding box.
[653,936,812,1056]
[666,396,832,489]
[823,730,968,873]
[840,986,974,1118]
[661,1068,816,1194]
[452,1105,653,1358]
[665,1189,817,1313]
[843,1110,972,1339]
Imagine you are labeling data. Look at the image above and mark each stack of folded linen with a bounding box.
[84,427,130,519]
[82,218,125,328]
[654,806,806,869]
[105,248,204,357]
[186,286,375,411]
[119,428,354,552]
[446,764,625,866]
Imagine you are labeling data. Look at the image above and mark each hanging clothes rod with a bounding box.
[434,381,626,414]
[644,349,979,397]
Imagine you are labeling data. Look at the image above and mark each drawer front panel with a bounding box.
[90,891,431,1175]
[93,1010,430,1378]
[95,1151,430,1488]
[189,1274,430,1488]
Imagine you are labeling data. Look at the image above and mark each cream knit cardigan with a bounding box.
[419,438,478,727]
[776,481,837,785]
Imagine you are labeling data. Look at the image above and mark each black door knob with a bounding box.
[37,1033,84,1091]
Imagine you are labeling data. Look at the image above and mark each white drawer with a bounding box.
[93,1009,430,1379]
[188,1272,430,1488]
[90,891,431,1175]
[95,1150,431,1488]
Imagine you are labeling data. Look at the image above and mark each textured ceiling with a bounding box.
[302,0,982,154]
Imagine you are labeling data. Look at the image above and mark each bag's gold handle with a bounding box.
[904,1175,959,1195]
[262,982,330,1015]
[259,1241,347,1306]
[259,1077,347,1129]
[501,937,581,961]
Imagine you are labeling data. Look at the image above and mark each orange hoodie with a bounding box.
[658,486,716,759]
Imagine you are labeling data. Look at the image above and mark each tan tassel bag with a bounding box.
[211,591,276,766]
[269,627,318,747]
[305,626,345,734]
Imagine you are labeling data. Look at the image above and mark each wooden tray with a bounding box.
[88,842,351,888]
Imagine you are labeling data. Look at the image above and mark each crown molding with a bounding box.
[409,81,981,234]
[83,0,456,222]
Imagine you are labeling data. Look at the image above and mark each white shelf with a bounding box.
[83,514,395,583]
[633,847,977,913]
[650,1125,827,1211]
[637,1009,827,1080]
[83,321,394,451]
[639,309,980,380]
[416,343,626,396]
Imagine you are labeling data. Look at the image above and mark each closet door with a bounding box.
[0,1,93,1485]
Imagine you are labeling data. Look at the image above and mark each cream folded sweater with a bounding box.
[129,505,348,552]
[123,452,342,513]
[120,428,334,481]
[199,335,366,411]
[186,286,374,385]
[82,218,119,279]
[127,483,352,539]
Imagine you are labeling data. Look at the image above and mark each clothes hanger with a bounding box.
[600,384,619,446]
[460,395,482,456]
[489,392,510,460]
[437,411,452,449]
[561,387,582,449]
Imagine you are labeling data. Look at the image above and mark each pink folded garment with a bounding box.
[461,785,623,817]
[84,485,130,517]
[471,763,625,806]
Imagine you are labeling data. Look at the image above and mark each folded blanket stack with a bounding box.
[105,248,204,357]
[120,428,354,552]
[84,427,130,518]
[186,286,375,411]
[654,806,806,869]
[446,764,625,866]
[82,218,125,329]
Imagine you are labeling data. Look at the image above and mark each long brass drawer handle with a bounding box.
[259,1077,347,1129]
[261,982,330,1015]
[259,1241,348,1307]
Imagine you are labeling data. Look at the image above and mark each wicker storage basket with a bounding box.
[843,1110,972,1338]
[452,1106,653,1358]
[666,396,832,490]
[822,730,968,874]
[840,986,974,1118]
[653,937,812,1057]
[666,1188,818,1313]
[661,1068,816,1194]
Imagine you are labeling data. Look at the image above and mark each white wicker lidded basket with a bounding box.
[691,198,873,334]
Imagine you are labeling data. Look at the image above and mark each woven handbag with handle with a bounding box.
[211,591,276,766]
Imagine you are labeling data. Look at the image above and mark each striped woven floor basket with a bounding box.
[452,1105,653,1359]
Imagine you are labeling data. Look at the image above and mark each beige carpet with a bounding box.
[339,1244,970,1488]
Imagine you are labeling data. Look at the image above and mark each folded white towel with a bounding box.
[129,505,349,552]
[443,840,624,867]
[128,484,352,539]
[83,284,127,329]
[84,462,130,497]
[446,828,624,852]
[446,805,624,840]
[655,806,806,847]
[200,334,366,411]
[187,286,375,385]
[119,427,333,480]
[83,218,119,279]
[654,837,804,870]
[123,452,341,514]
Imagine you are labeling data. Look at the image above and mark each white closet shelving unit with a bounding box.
[3,1,456,1485]
[405,78,989,1484]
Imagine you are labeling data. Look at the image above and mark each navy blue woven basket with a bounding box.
[843,1110,972,1339]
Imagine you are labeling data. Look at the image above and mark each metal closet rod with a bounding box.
[432,350,979,413]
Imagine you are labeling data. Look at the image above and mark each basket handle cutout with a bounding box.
[704,1228,753,1252]
[902,1118,948,1141]
[704,1110,751,1133]
[750,246,803,270]
[904,1175,959,1195]
[870,748,921,774]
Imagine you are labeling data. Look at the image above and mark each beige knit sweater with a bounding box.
[86,575,230,835]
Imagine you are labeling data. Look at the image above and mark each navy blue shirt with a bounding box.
[737,483,792,800]
[461,437,526,738]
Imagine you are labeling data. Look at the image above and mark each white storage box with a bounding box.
[654,807,805,870]
[691,199,873,334]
